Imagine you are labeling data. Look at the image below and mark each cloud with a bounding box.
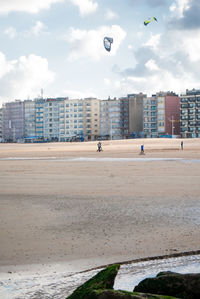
[4,26,17,39]
[70,0,98,16]
[104,78,111,86]
[170,0,191,18]
[0,53,55,102]
[105,9,118,21]
[114,26,200,96]
[144,33,161,50]
[0,0,64,14]
[3,21,48,40]
[128,0,168,7]
[31,21,46,36]
[65,25,127,61]
[62,88,97,99]
[145,59,159,71]
[0,52,15,78]
[169,0,200,30]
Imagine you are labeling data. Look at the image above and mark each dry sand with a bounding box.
[0,138,200,273]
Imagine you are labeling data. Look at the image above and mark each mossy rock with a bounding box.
[134,271,200,299]
[67,264,120,299]
[88,289,179,299]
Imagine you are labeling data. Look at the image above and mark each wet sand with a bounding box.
[0,138,200,273]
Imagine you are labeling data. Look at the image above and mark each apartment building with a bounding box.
[83,98,100,141]
[128,93,147,137]
[2,100,24,142]
[24,100,36,141]
[100,98,122,140]
[159,92,180,136]
[0,108,2,142]
[143,92,180,138]
[43,98,62,141]
[180,89,200,138]
[35,98,45,140]
[143,96,157,137]
[119,97,129,139]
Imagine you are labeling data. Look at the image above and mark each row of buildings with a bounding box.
[0,89,200,142]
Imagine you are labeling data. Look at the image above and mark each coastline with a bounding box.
[0,251,200,299]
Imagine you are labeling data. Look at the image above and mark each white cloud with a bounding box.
[144,33,161,50]
[0,53,55,102]
[0,0,64,14]
[4,26,17,39]
[65,25,127,61]
[104,78,111,86]
[62,88,97,99]
[115,23,200,97]
[105,9,118,20]
[145,59,159,71]
[31,21,46,36]
[0,52,15,78]
[181,30,200,61]
[70,0,98,16]
[170,0,191,18]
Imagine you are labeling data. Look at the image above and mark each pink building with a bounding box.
[165,95,180,136]
[156,92,180,137]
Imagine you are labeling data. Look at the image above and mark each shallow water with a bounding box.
[1,156,200,163]
[0,255,199,299]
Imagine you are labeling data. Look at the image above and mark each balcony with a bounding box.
[181,128,188,133]
[188,127,196,132]
[188,109,195,115]
[180,98,187,103]
[188,116,195,121]
[181,110,188,115]
[181,104,188,108]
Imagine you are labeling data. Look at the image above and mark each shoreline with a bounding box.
[0,251,200,299]
[1,250,200,278]
[78,249,200,274]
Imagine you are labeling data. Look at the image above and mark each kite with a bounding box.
[144,17,157,26]
[103,37,113,52]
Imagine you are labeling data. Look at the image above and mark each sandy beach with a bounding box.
[0,138,200,273]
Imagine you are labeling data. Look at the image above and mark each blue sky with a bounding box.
[0,0,200,105]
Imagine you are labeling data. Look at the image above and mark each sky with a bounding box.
[0,0,200,106]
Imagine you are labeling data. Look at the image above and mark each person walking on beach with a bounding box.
[181,141,183,150]
[97,141,102,152]
[140,144,145,155]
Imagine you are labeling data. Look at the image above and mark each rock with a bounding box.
[67,264,179,299]
[134,271,200,299]
[67,264,120,299]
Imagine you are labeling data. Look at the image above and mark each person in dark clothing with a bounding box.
[97,142,102,152]
[181,141,183,150]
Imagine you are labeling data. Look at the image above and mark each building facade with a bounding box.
[180,89,200,138]
[143,96,157,138]
[128,93,147,137]
[0,108,2,142]
[100,98,122,140]
[24,100,36,141]
[2,100,25,142]
[143,92,180,138]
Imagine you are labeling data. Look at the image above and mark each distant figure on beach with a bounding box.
[181,141,183,150]
[140,144,145,155]
[97,141,102,152]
